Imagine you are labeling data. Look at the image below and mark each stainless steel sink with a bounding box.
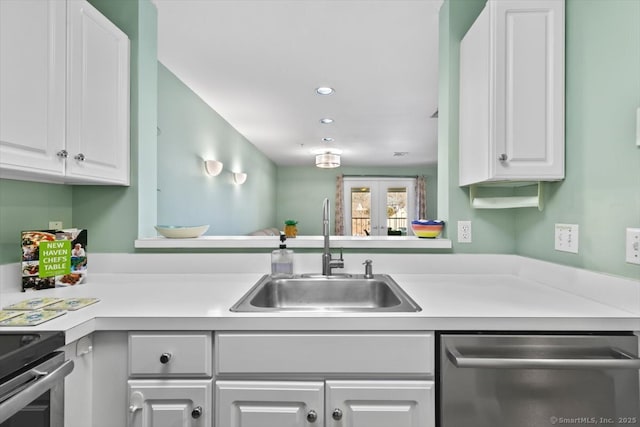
[230,274,421,312]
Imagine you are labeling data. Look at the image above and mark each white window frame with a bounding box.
[343,177,416,236]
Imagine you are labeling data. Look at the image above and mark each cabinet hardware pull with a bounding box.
[191,406,202,419]
[56,150,68,158]
[129,391,144,413]
[498,153,508,161]
[306,409,318,422]
[159,352,172,364]
[74,153,86,161]
[332,408,343,420]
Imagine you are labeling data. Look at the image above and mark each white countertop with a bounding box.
[1,253,638,344]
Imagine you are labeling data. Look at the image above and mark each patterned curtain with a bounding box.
[415,175,426,220]
[335,174,345,235]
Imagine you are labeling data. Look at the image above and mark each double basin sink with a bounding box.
[230,274,421,312]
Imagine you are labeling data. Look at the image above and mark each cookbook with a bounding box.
[21,228,87,291]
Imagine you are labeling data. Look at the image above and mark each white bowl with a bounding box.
[155,225,209,238]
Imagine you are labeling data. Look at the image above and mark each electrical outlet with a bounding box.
[555,223,579,253]
[48,221,63,230]
[636,107,640,147]
[458,221,472,243]
[626,228,640,265]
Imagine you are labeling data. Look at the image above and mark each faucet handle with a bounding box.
[329,248,345,270]
[363,259,373,279]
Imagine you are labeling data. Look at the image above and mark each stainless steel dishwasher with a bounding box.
[440,333,640,427]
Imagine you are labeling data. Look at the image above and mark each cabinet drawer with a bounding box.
[216,332,434,376]
[129,332,212,377]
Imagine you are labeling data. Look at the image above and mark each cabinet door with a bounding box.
[128,380,212,427]
[0,0,66,178]
[325,380,435,427]
[459,0,564,186]
[492,0,565,181]
[67,0,130,185]
[216,381,324,427]
[64,336,94,427]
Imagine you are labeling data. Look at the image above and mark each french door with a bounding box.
[343,178,416,236]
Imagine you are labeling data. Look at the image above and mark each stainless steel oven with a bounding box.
[0,332,73,427]
[440,333,640,427]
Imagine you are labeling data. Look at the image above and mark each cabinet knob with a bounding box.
[159,352,172,364]
[74,153,86,161]
[332,408,343,420]
[306,409,318,423]
[56,150,68,158]
[191,406,202,419]
[498,153,508,162]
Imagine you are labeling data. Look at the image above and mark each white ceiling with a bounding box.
[153,0,442,167]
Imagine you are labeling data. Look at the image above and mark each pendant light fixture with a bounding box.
[315,152,341,168]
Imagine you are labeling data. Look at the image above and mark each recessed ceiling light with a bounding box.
[316,87,334,95]
[322,137,334,142]
[320,118,334,124]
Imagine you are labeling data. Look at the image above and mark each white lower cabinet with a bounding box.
[64,335,94,427]
[214,332,436,427]
[215,380,434,427]
[325,380,434,427]
[216,381,325,427]
[128,380,213,427]
[127,332,213,427]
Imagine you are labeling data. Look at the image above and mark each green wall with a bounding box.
[438,0,640,279]
[0,0,157,263]
[276,166,437,236]
[1,0,638,280]
[157,63,277,234]
[437,0,517,255]
[72,0,158,251]
[0,180,73,262]
[515,0,640,278]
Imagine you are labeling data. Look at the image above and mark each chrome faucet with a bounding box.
[322,198,344,276]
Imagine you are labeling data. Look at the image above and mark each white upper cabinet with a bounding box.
[459,0,565,186]
[0,0,130,185]
[67,0,130,185]
[0,0,67,178]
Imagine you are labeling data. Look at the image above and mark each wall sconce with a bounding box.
[315,152,341,168]
[233,172,247,185]
[204,160,223,176]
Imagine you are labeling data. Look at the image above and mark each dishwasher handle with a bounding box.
[446,345,640,370]
[0,359,74,424]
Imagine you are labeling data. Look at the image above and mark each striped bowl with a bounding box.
[411,220,444,238]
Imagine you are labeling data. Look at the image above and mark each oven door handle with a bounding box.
[446,346,640,370]
[0,359,74,424]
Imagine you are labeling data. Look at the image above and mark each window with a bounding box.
[343,177,416,236]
